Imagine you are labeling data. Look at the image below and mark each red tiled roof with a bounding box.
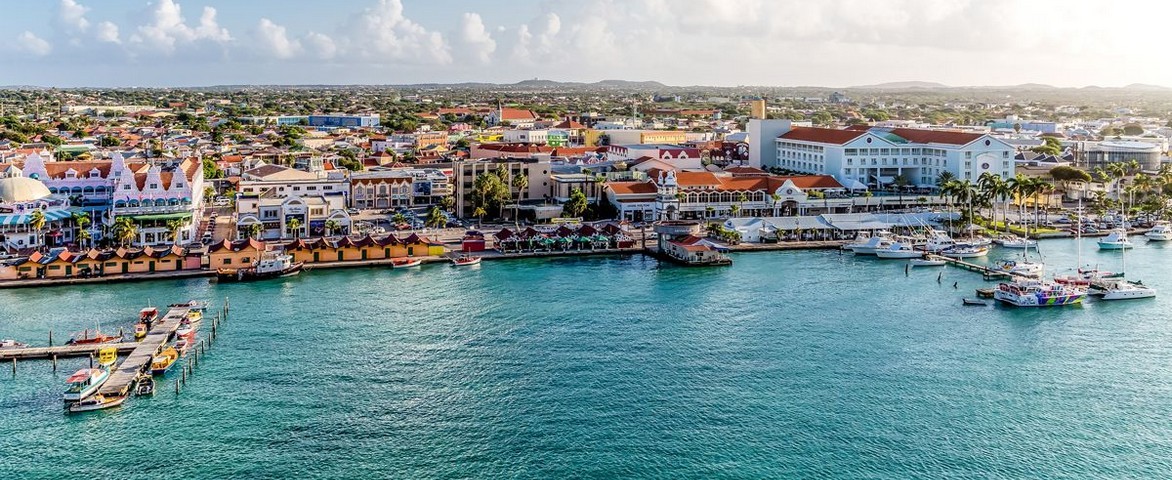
[500,108,537,121]
[779,127,867,145]
[888,128,983,146]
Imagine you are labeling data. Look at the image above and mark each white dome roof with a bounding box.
[0,176,52,204]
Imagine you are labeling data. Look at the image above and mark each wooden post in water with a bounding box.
[175,379,180,395]
[181,367,186,385]
[11,357,15,375]
[48,330,52,346]
[52,354,57,372]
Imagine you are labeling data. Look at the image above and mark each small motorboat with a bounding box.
[993,235,1037,248]
[67,329,121,346]
[139,307,158,324]
[0,339,28,349]
[134,323,148,340]
[1144,223,1172,241]
[975,288,996,299]
[874,242,923,259]
[997,259,1044,277]
[909,257,946,267]
[135,376,155,396]
[67,394,127,413]
[150,346,179,375]
[174,338,192,357]
[451,254,482,266]
[391,257,424,268]
[1097,229,1133,250]
[175,319,196,338]
[63,368,110,401]
[962,298,988,306]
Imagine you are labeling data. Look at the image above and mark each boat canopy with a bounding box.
[66,369,94,383]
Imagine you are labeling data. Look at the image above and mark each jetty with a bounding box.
[933,255,1014,280]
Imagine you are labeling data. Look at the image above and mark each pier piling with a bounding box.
[48,330,52,347]
[11,357,15,375]
[52,355,56,372]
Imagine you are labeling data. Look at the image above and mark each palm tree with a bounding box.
[977,172,1001,228]
[730,204,741,218]
[425,205,446,229]
[324,219,341,237]
[112,217,137,247]
[391,213,407,225]
[203,186,216,203]
[286,218,302,239]
[71,212,91,248]
[512,172,528,229]
[246,223,263,240]
[29,210,46,248]
[472,207,487,228]
[737,192,749,216]
[165,219,185,245]
[439,195,455,212]
[77,229,92,249]
[770,192,782,217]
[892,175,910,208]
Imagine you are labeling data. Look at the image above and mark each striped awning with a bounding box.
[0,209,73,226]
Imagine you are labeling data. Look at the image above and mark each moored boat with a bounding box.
[994,234,1037,248]
[391,257,424,268]
[67,329,121,345]
[962,298,988,306]
[1097,228,1133,250]
[996,259,1044,277]
[909,257,947,267]
[1144,223,1172,241]
[939,244,989,259]
[174,338,192,356]
[874,242,923,259]
[1093,280,1157,300]
[135,375,155,396]
[993,279,1085,307]
[0,339,28,349]
[139,307,158,324]
[217,252,303,282]
[451,254,482,266]
[63,368,110,401]
[150,346,179,375]
[846,233,895,255]
[134,323,148,340]
[67,394,127,413]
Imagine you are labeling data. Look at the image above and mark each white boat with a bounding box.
[217,251,303,282]
[909,257,947,267]
[1097,229,1133,250]
[391,257,424,268]
[994,235,1037,248]
[874,242,923,259]
[0,339,28,349]
[67,394,127,413]
[993,279,1086,307]
[63,368,110,401]
[939,244,989,259]
[1144,223,1172,241]
[451,254,482,266]
[921,234,957,253]
[1094,280,1157,300]
[845,233,895,255]
[997,259,1044,277]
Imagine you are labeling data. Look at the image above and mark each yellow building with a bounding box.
[750,99,766,119]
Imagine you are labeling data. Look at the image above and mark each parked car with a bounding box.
[346,208,359,214]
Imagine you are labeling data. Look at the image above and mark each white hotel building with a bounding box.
[748,120,1016,188]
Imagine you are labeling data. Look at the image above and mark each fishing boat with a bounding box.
[216,252,303,282]
[150,346,179,375]
[175,318,197,338]
[909,257,947,267]
[939,244,989,259]
[451,254,482,266]
[67,394,127,413]
[0,339,28,349]
[1097,228,1133,250]
[135,375,155,396]
[391,257,424,268]
[67,329,121,345]
[1093,280,1157,300]
[874,242,923,259]
[921,233,957,253]
[174,338,192,356]
[993,279,1085,307]
[1144,222,1172,241]
[133,323,148,340]
[139,307,158,324]
[63,368,110,401]
[845,233,895,255]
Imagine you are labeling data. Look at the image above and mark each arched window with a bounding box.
[127,199,139,208]
[155,198,168,207]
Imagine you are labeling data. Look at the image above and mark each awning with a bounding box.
[0,209,73,226]
[845,179,868,190]
[123,212,193,222]
[873,175,895,184]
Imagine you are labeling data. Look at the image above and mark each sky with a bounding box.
[1,0,1169,88]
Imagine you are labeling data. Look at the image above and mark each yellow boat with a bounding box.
[150,347,179,375]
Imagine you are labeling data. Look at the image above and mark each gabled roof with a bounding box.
[887,128,984,146]
[606,181,657,195]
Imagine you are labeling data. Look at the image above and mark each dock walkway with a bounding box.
[936,255,1015,280]
[0,342,138,361]
[98,307,189,396]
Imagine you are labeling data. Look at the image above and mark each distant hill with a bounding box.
[1122,83,1171,91]
[849,81,950,89]
[1011,83,1057,90]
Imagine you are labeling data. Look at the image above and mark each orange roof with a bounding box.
[500,108,537,121]
[607,181,657,195]
[779,127,867,145]
[888,128,983,146]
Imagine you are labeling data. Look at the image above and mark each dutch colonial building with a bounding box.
[606,169,843,222]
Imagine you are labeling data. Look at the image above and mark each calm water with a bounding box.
[3,239,1172,478]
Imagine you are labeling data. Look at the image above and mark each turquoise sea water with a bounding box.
[3,239,1172,478]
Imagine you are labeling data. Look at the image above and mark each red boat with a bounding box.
[139,307,158,323]
[67,329,121,345]
[391,257,423,268]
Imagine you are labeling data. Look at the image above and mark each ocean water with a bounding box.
[2,239,1172,478]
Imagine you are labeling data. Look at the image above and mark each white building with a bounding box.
[748,120,1016,187]
[502,129,549,145]
[236,195,351,240]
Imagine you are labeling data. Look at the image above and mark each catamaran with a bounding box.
[993,279,1086,307]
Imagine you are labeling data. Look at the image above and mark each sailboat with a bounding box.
[1054,195,1109,286]
[1091,232,1156,300]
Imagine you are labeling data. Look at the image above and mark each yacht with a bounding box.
[1097,229,1133,250]
[921,234,957,253]
[994,234,1037,248]
[939,244,989,259]
[874,242,924,259]
[1144,223,1172,241]
[993,280,1086,307]
[997,259,1044,277]
[845,231,895,255]
[1093,280,1157,300]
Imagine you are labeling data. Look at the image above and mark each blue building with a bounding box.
[307,114,380,128]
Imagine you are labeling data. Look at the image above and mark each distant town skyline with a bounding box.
[2,0,1170,89]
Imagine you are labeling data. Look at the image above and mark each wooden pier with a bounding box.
[933,255,1014,280]
[98,307,190,396]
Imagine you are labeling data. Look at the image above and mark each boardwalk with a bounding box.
[936,255,1014,280]
[0,342,138,361]
[98,306,190,396]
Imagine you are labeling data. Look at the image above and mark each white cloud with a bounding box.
[455,13,495,64]
[511,13,560,64]
[57,0,91,32]
[16,32,53,56]
[303,32,337,60]
[95,21,121,44]
[256,18,299,59]
[131,0,231,55]
[343,0,451,64]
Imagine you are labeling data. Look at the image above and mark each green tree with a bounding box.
[1030,137,1062,156]
[472,206,487,228]
[425,206,446,228]
[286,218,302,239]
[165,219,185,245]
[29,210,46,247]
[202,158,224,179]
[246,223,263,240]
[562,187,588,218]
[112,217,137,247]
[439,195,455,212]
[324,219,341,236]
[511,172,528,228]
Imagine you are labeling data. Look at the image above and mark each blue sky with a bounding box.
[1,0,1169,88]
